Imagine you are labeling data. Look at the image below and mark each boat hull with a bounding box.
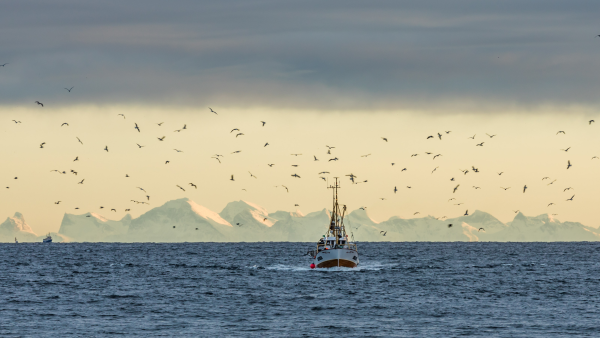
[315,248,359,268]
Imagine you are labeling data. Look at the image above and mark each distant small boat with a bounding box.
[43,233,52,243]
[15,237,18,244]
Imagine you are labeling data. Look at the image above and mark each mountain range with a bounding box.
[2,198,599,242]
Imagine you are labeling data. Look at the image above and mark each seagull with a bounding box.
[478,228,485,232]
[473,186,481,189]
[136,143,144,148]
[464,210,469,216]
[55,201,61,204]
[267,164,274,167]
[326,145,335,149]
[314,155,319,161]
[401,168,407,172]
[498,172,503,175]
[165,161,170,164]
[547,179,557,186]
[406,186,411,189]
[381,137,388,142]
[431,166,439,173]
[76,137,83,145]
[471,166,479,173]
[329,157,339,161]
[176,185,185,191]
[468,134,475,139]
[513,210,520,213]
[380,231,387,236]
[61,123,69,127]
[542,177,550,180]
[556,131,565,134]
[476,142,484,146]
[264,142,269,147]
[236,223,243,227]
[104,146,109,152]
[433,154,442,160]
[500,187,510,190]
[157,122,164,126]
[78,179,84,184]
[453,184,460,193]
[73,156,79,162]
[249,172,257,179]
[64,87,74,92]
[291,174,301,178]
[523,185,527,193]
[261,121,266,126]
[35,101,43,107]
[320,176,326,181]
[361,154,371,157]
[117,114,125,119]
[40,142,46,148]
[448,198,456,201]
[111,209,116,212]
[448,224,453,228]
[230,175,234,181]
[394,186,397,194]
[319,172,330,174]
[566,195,575,201]
[379,198,386,200]
[236,133,244,137]
[12,120,21,123]
[174,149,183,152]
[210,107,217,115]
[427,135,434,139]
[212,157,221,163]
[158,136,166,141]
[592,156,599,159]
[567,160,572,169]
[291,153,302,156]
[0,63,8,67]
[548,203,554,206]
[189,183,197,189]
[564,187,573,191]
[589,120,595,125]
[137,187,146,193]
[438,132,442,140]
[411,154,419,157]
[134,123,140,132]
[231,150,241,154]
[561,147,571,152]
[486,133,496,138]
[282,185,289,192]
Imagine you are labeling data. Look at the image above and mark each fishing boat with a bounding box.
[307,178,359,268]
[43,233,52,243]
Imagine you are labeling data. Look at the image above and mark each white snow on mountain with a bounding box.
[3,199,600,242]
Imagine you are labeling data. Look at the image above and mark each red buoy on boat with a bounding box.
[310,263,316,269]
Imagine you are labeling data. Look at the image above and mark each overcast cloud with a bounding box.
[1,0,599,112]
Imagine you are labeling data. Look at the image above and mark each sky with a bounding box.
[1,1,600,234]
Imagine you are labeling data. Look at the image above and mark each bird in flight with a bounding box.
[158,136,166,141]
[433,154,442,160]
[394,186,397,194]
[478,228,485,232]
[236,133,244,137]
[212,157,221,164]
[556,131,565,135]
[542,177,550,180]
[314,155,319,161]
[104,146,109,152]
[61,123,69,127]
[592,156,599,160]
[40,142,46,148]
[590,120,595,125]
[523,185,528,193]
[210,107,217,115]
[291,173,301,178]
[561,147,571,152]
[566,195,575,201]
[431,166,439,173]
[76,137,83,145]
[249,172,257,179]
[426,135,434,139]
[547,203,554,206]
[361,154,371,157]
[291,153,302,156]
[438,132,442,140]
[567,160,572,169]
[411,154,419,157]
[261,121,266,126]
[157,122,163,126]
[453,184,460,193]
[64,86,74,92]
[500,187,510,190]
[329,157,339,161]
[476,142,484,146]
[468,134,475,139]
[230,175,234,181]
[282,185,289,192]
[176,185,185,191]
[464,210,469,216]
[136,143,144,148]
[319,171,330,174]
[231,150,241,154]
[381,137,388,142]
[165,161,170,164]
[12,120,21,123]
[264,142,269,147]
[55,201,61,204]
[134,123,140,132]
[380,231,387,236]
[189,183,197,189]
[448,198,456,201]
[498,172,503,175]
[486,133,496,138]
[564,187,573,191]
[73,156,79,162]
[174,149,183,152]
[473,186,481,189]
[0,63,8,67]
[78,179,84,184]
[448,224,453,228]
[35,101,44,107]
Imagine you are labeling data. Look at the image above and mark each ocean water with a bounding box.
[1,242,600,337]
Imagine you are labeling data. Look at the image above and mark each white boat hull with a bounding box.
[314,248,359,268]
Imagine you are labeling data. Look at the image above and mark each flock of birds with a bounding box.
[2,60,599,236]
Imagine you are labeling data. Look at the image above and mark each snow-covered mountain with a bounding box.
[4,199,600,242]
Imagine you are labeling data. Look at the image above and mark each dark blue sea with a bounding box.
[1,242,599,337]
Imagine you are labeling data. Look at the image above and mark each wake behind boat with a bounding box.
[308,178,359,269]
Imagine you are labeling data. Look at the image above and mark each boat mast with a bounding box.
[327,177,347,245]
